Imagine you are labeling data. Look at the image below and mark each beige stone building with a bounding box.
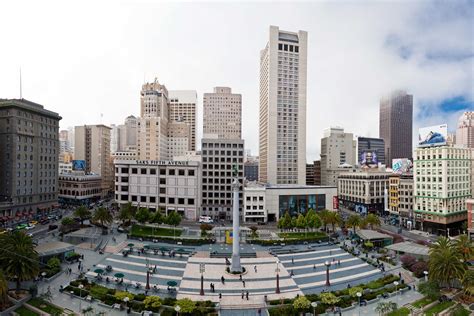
[259,26,307,185]
[456,111,474,148]
[168,121,191,158]
[74,124,113,193]
[389,174,414,227]
[169,90,197,151]
[203,87,241,140]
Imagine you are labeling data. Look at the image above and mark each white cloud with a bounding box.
[0,0,471,160]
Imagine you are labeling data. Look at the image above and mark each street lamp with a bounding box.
[311,301,318,316]
[78,284,84,312]
[325,261,331,287]
[275,260,281,294]
[199,263,205,296]
[394,281,399,301]
[423,271,428,282]
[174,305,181,316]
[123,296,130,313]
[356,292,362,316]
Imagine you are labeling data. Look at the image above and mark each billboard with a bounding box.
[360,151,378,167]
[418,124,447,147]
[72,160,86,171]
[392,158,413,174]
[333,196,339,210]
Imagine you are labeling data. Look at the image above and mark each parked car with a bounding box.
[25,224,35,230]
[117,226,129,233]
[16,223,28,230]
[48,224,58,231]
[30,220,38,225]
[40,218,50,225]
[198,216,213,224]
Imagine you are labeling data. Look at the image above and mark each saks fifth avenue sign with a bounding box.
[136,160,190,166]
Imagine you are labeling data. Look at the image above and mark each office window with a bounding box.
[168,197,175,204]
[178,169,185,176]
[131,168,137,174]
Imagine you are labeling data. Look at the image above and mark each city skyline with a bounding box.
[0,1,472,162]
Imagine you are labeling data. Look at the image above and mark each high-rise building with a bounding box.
[203,87,241,140]
[320,127,357,186]
[456,111,474,148]
[169,91,197,151]
[379,90,413,163]
[244,161,259,182]
[138,79,170,160]
[314,160,321,185]
[201,138,244,220]
[357,137,385,166]
[67,126,75,150]
[467,199,474,239]
[74,125,113,193]
[306,163,315,185]
[414,146,473,235]
[388,174,414,228]
[124,115,138,149]
[168,121,191,158]
[259,26,308,185]
[0,99,61,224]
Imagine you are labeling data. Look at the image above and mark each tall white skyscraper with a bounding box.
[259,26,307,185]
[203,87,242,140]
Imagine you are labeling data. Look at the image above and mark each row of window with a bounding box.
[116,167,196,177]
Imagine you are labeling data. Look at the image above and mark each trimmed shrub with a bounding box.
[400,254,417,268]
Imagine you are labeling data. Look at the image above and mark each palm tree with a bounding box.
[429,237,465,289]
[117,202,134,226]
[74,205,91,226]
[375,301,397,316]
[461,269,474,297]
[93,207,113,235]
[0,231,39,292]
[0,271,9,310]
[346,214,362,235]
[364,214,381,230]
[454,234,473,262]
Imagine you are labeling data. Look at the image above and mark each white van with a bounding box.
[198,216,213,224]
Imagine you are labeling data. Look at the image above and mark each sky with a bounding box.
[0,0,472,161]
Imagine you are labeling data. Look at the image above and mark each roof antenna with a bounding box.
[19,67,22,99]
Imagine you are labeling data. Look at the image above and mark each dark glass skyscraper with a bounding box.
[379,91,413,164]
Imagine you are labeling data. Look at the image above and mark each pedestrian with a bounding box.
[246,291,249,300]
[221,276,225,284]
[338,259,340,266]
[239,274,242,281]
[398,272,402,278]
[219,293,222,299]
[313,264,316,270]
[254,265,257,273]
[241,290,244,299]
[243,280,245,287]
[292,257,294,264]
[329,250,332,256]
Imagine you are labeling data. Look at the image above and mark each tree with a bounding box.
[320,292,340,309]
[175,298,196,314]
[348,286,363,298]
[114,291,134,302]
[143,296,161,311]
[364,214,381,230]
[117,202,134,226]
[165,211,181,227]
[74,205,91,225]
[281,211,292,229]
[346,214,362,235]
[61,217,74,226]
[47,257,61,272]
[417,280,441,300]
[0,271,9,311]
[325,212,341,232]
[293,296,310,311]
[306,213,322,229]
[319,209,330,231]
[429,237,465,289]
[410,260,429,278]
[375,301,397,316]
[400,254,417,269]
[135,208,151,224]
[151,211,165,225]
[0,231,40,292]
[296,214,307,229]
[461,269,474,297]
[454,234,473,262]
[93,207,113,234]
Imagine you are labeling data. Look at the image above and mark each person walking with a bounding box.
[246,291,249,300]
[241,290,244,299]
[242,280,245,287]
[254,265,257,273]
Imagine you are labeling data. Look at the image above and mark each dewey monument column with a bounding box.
[230,165,242,273]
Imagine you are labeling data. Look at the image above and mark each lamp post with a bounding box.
[146,257,150,290]
[78,284,84,312]
[325,261,331,287]
[394,281,399,301]
[356,292,362,316]
[423,271,428,282]
[174,305,181,316]
[311,301,318,316]
[200,263,205,296]
[123,296,130,313]
[275,260,281,294]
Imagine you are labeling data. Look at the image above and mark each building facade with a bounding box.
[259,25,308,185]
[244,161,259,182]
[456,111,474,148]
[201,138,244,220]
[379,90,413,163]
[306,163,315,185]
[467,199,474,240]
[244,183,337,223]
[338,169,392,214]
[314,160,321,185]
[203,87,241,140]
[169,90,197,151]
[58,172,103,205]
[388,174,414,227]
[114,160,201,220]
[0,99,61,225]
[320,127,357,186]
[357,137,385,166]
[74,124,113,193]
[414,146,473,235]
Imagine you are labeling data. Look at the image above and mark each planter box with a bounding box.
[367,297,380,304]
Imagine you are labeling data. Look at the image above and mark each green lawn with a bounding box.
[387,307,410,316]
[451,305,471,316]
[14,306,40,316]
[131,225,182,237]
[424,301,455,316]
[411,296,434,308]
[278,231,327,239]
[28,298,63,315]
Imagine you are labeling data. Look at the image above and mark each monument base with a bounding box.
[230,254,242,273]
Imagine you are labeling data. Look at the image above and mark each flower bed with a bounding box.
[14,306,40,316]
[27,298,63,315]
[423,301,455,316]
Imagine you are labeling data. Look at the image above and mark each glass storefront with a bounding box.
[279,194,326,217]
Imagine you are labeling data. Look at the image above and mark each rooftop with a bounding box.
[385,241,429,256]
[35,241,74,257]
[357,229,393,241]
